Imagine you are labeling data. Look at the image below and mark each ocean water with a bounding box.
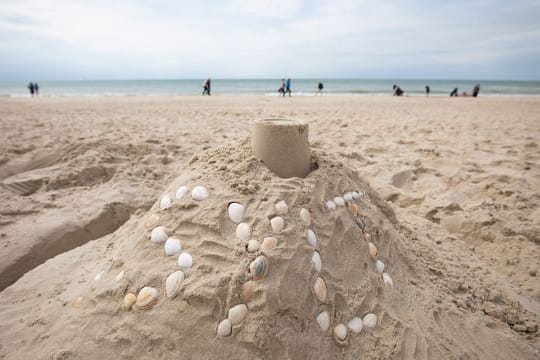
[1,79,539,97]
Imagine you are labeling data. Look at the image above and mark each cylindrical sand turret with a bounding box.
[252,119,310,178]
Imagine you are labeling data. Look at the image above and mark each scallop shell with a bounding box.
[246,240,261,253]
[228,202,245,223]
[343,192,353,202]
[261,237,278,251]
[136,287,158,310]
[306,228,317,248]
[326,200,336,210]
[123,292,137,310]
[241,281,256,302]
[150,226,168,244]
[317,310,330,332]
[333,196,345,206]
[382,272,394,287]
[249,256,268,281]
[217,319,232,337]
[228,304,248,325]
[368,242,378,258]
[270,216,284,234]
[334,324,347,341]
[347,202,358,217]
[165,271,185,298]
[299,208,311,226]
[160,194,172,210]
[175,186,188,200]
[275,200,288,215]
[236,223,251,242]
[313,276,327,302]
[311,251,322,273]
[164,237,182,256]
[364,232,372,242]
[145,213,160,228]
[375,260,385,273]
[178,252,193,269]
[347,317,363,333]
[191,185,209,201]
[362,313,377,330]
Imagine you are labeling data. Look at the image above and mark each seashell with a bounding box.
[364,232,372,242]
[164,237,182,256]
[115,270,125,281]
[246,240,261,253]
[191,185,209,201]
[160,194,172,210]
[236,223,251,242]
[73,296,83,308]
[334,324,347,341]
[355,216,366,231]
[299,208,311,226]
[241,281,256,302]
[228,304,248,325]
[217,319,232,337]
[343,192,353,202]
[375,260,385,273]
[382,272,394,287]
[228,202,245,223]
[249,256,268,281]
[145,213,160,228]
[270,216,284,234]
[368,242,378,258]
[311,251,322,273]
[334,196,345,206]
[123,292,137,310]
[326,200,336,210]
[352,191,361,199]
[165,271,185,298]
[261,237,278,251]
[178,252,193,269]
[275,200,288,214]
[94,271,104,282]
[306,228,317,248]
[313,276,327,302]
[150,226,168,244]
[317,310,330,332]
[347,317,363,333]
[176,186,188,200]
[362,313,377,330]
[136,287,158,310]
[348,202,358,217]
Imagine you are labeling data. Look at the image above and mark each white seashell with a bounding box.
[343,192,353,202]
[115,270,125,281]
[94,271,104,282]
[313,276,327,302]
[275,200,288,214]
[176,186,188,200]
[299,208,311,226]
[311,251,322,273]
[352,191,361,199]
[317,310,330,332]
[382,272,394,287]
[261,237,278,251]
[236,223,251,242]
[228,304,248,325]
[368,242,378,258]
[178,252,193,269]
[165,271,184,298]
[160,194,172,210]
[247,240,261,253]
[123,292,137,310]
[217,319,232,337]
[151,226,168,244]
[164,237,182,256]
[227,202,245,223]
[306,228,317,248]
[375,260,385,273]
[347,317,363,333]
[334,197,345,206]
[334,324,347,341]
[136,287,158,310]
[362,313,377,330]
[326,200,336,210]
[270,216,284,234]
[191,185,209,201]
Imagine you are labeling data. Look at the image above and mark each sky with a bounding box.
[0,0,539,80]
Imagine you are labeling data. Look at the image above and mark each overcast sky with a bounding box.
[1,0,539,80]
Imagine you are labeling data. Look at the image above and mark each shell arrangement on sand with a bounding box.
[191,185,209,201]
[165,271,185,298]
[217,319,232,337]
[145,213,160,228]
[275,200,288,214]
[317,310,330,332]
[164,237,182,256]
[136,287,158,310]
[160,194,172,210]
[228,202,245,223]
[313,276,327,302]
[311,251,322,273]
[306,228,317,248]
[178,252,193,269]
[347,317,363,333]
[261,237,277,251]
[150,226,168,244]
[236,223,251,242]
[123,292,137,310]
[249,256,268,281]
[299,208,311,226]
[270,216,284,234]
[228,304,248,325]
[362,313,377,331]
[334,324,348,341]
[246,240,261,253]
[176,185,188,200]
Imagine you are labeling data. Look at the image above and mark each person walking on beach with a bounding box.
[34,83,39,96]
[317,81,324,96]
[202,78,211,96]
[425,85,430,96]
[392,84,404,96]
[27,82,34,96]
[472,84,480,97]
[278,79,285,96]
[285,78,292,97]
[450,88,458,97]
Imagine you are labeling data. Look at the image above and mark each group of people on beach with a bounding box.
[394,83,481,97]
[27,82,39,96]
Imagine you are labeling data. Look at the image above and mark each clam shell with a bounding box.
[313,276,327,302]
[270,216,284,234]
[343,192,353,202]
[382,272,394,287]
[249,256,268,281]
[164,237,182,256]
[362,313,377,330]
[241,281,256,302]
[145,213,160,228]
[364,232,372,242]
[355,216,366,231]
[311,251,322,273]
[160,194,172,210]
[178,252,193,269]
[123,292,137,310]
[375,260,385,273]
[275,200,288,215]
[136,287,158,310]
[73,296,83,308]
[165,271,185,298]
[368,242,378,258]
[306,228,317,248]
[191,185,209,201]
[333,197,345,206]
[326,200,336,210]
[334,324,347,341]
[175,185,189,200]
[317,310,330,332]
[299,208,311,226]
[352,191,361,199]
[236,223,251,242]
[217,319,232,337]
[261,237,278,251]
[228,202,245,223]
[347,317,363,333]
[228,304,248,325]
[150,226,168,244]
[246,240,261,253]
[348,202,358,217]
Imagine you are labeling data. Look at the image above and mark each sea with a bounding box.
[1,79,539,97]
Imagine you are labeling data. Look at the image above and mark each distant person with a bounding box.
[450,88,458,97]
[285,78,291,97]
[425,85,430,96]
[278,79,285,96]
[202,78,211,96]
[472,83,480,97]
[34,83,39,96]
[392,84,403,96]
[27,82,34,96]
[317,81,324,96]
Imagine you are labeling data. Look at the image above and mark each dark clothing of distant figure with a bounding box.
[279,79,286,96]
[28,82,34,96]
[450,88,458,97]
[317,82,324,95]
[202,79,211,96]
[472,84,480,97]
[285,78,291,97]
[393,84,403,96]
[425,85,430,96]
[34,83,39,96]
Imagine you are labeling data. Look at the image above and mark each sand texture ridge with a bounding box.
[0,96,538,359]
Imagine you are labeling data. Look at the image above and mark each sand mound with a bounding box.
[0,138,537,359]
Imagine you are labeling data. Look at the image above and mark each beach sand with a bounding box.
[0,96,538,359]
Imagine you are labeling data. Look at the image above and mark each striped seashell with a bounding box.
[249,256,268,281]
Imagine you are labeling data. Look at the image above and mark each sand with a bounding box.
[0,96,538,359]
